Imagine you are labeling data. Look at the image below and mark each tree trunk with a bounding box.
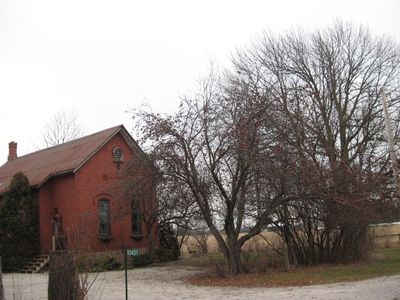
[225,237,245,275]
[147,232,154,261]
[282,243,291,272]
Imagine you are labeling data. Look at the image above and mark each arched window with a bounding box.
[112,147,124,162]
[99,199,111,238]
[131,200,142,236]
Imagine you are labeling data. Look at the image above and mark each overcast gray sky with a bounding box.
[1,0,399,165]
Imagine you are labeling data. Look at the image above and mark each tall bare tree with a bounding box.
[233,21,400,263]
[132,22,400,273]
[43,111,85,147]
[131,69,299,274]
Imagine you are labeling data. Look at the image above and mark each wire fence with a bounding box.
[1,271,112,300]
[0,253,110,300]
[3,272,48,300]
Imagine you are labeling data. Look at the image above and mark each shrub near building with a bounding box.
[0,172,40,272]
[156,225,180,262]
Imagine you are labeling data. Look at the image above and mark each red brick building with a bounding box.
[0,125,157,254]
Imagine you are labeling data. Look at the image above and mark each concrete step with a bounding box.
[20,255,49,273]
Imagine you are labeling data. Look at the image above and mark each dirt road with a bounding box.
[3,264,400,300]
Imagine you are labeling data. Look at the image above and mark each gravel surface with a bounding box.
[3,264,400,300]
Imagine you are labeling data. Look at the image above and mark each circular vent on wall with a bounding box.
[112,147,123,163]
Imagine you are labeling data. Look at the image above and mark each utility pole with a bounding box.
[380,88,400,197]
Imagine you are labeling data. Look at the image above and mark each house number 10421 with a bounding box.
[126,249,139,256]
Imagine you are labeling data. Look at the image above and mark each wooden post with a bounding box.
[48,251,82,300]
[0,256,4,300]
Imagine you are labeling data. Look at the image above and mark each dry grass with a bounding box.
[182,248,400,287]
[180,224,400,256]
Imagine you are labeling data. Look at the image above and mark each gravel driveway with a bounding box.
[3,264,400,300]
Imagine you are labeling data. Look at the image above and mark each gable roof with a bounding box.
[0,125,139,192]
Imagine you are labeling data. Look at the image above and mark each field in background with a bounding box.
[370,223,400,248]
[180,223,400,256]
[183,248,400,287]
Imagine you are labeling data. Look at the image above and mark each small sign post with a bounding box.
[124,250,128,300]
[123,248,140,300]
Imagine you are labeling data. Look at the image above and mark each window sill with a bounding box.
[130,234,143,240]
[98,235,112,242]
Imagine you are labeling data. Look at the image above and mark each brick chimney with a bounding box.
[8,141,17,161]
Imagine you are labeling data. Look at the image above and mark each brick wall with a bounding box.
[38,133,158,254]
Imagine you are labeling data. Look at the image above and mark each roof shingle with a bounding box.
[0,125,123,191]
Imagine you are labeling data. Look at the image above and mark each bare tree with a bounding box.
[131,22,400,273]
[131,69,296,274]
[43,111,85,147]
[233,21,400,263]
